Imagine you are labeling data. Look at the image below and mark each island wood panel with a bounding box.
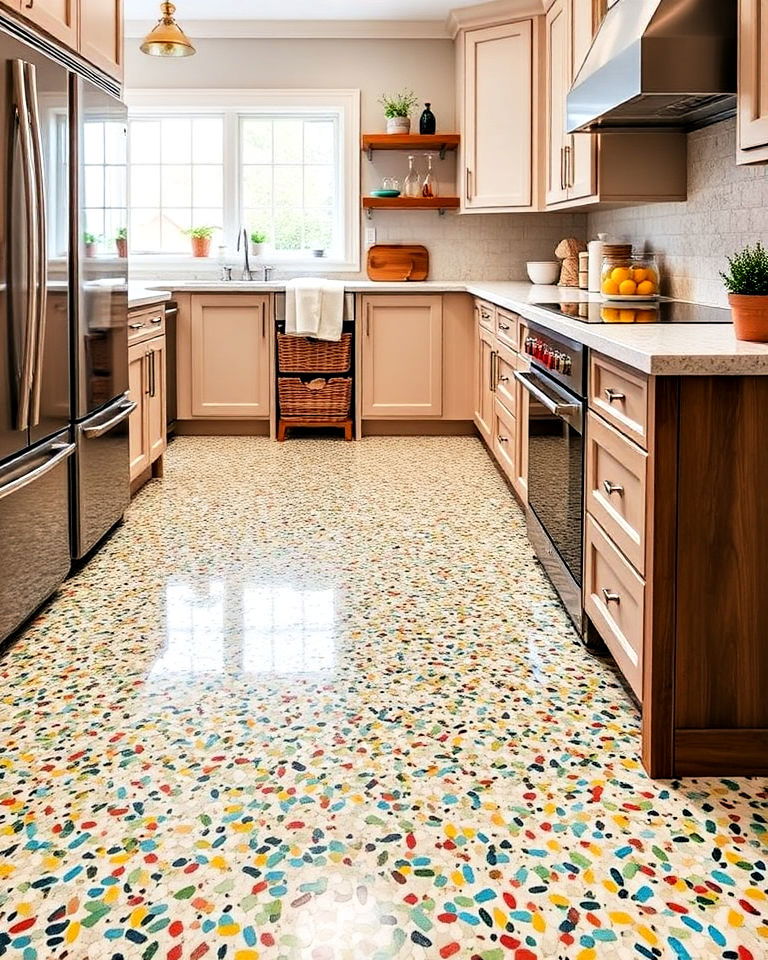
[674,376,768,738]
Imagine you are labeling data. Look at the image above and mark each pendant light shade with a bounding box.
[140,2,196,58]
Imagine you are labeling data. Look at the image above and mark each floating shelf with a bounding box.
[362,133,460,161]
[363,196,461,218]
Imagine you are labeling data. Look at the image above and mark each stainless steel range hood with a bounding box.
[566,0,737,133]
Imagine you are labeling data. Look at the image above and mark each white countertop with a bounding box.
[130,279,768,376]
[128,285,173,309]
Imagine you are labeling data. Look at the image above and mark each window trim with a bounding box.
[125,88,361,271]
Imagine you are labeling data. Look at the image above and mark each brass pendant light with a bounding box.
[140,2,196,58]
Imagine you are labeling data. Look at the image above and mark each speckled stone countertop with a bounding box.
[130,279,768,376]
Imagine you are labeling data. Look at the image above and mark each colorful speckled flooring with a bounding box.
[1,436,767,960]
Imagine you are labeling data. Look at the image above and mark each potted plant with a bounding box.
[183,225,218,258]
[379,89,419,135]
[115,227,128,258]
[721,242,768,341]
[83,232,98,257]
[250,230,267,257]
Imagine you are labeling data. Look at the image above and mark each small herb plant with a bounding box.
[721,242,768,296]
[250,230,267,244]
[115,227,127,241]
[183,225,218,239]
[379,89,419,119]
[83,232,98,245]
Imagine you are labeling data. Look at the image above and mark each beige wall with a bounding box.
[125,37,586,280]
[589,119,768,307]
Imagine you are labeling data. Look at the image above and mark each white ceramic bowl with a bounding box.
[526,261,560,285]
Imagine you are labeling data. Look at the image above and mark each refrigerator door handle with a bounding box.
[81,400,137,439]
[26,63,48,428]
[0,442,74,502]
[11,59,39,434]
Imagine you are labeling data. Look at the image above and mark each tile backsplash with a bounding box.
[588,118,768,307]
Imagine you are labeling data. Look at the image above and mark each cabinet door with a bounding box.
[79,0,123,81]
[738,0,768,164]
[362,296,443,418]
[513,353,529,504]
[147,336,167,464]
[545,1,569,206]
[21,0,78,48]
[190,296,270,418]
[464,20,533,210]
[128,342,149,482]
[474,320,494,442]
[1,2,22,11]
[567,0,597,199]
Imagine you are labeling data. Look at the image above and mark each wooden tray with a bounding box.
[367,244,429,282]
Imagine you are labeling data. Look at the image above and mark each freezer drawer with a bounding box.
[0,432,74,644]
[72,393,134,559]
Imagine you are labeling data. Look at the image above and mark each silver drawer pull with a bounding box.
[604,388,626,403]
[150,316,163,324]
[498,322,511,331]
[498,375,509,383]
[603,480,624,496]
[497,435,509,444]
[129,322,144,329]
[602,588,621,604]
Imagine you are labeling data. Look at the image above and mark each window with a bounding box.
[126,90,360,268]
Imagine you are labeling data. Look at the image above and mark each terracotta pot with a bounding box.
[116,238,128,258]
[386,116,410,134]
[84,243,97,258]
[190,236,211,258]
[729,293,768,341]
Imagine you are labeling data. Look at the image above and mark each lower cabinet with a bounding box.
[474,319,495,441]
[181,295,271,419]
[361,295,443,418]
[128,335,166,483]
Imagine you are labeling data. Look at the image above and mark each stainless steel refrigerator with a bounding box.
[0,16,129,645]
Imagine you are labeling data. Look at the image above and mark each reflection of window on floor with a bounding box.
[242,586,335,675]
[151,581,225,676]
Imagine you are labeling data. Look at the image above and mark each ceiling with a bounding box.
[126,0,484,20]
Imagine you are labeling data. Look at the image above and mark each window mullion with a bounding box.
[223,111,239,254]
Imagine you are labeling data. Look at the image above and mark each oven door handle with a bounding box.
[514,370,580,418]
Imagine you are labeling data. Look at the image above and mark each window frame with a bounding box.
[125,88,361,272]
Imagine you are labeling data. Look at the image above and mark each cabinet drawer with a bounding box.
[586,412,648,574]
[589,353,649,448]
[495,308,518,351]
[476,299,496,331]
[585,515,645,701]
[493,397,516,481]
[128,307,165,345]
[495,342,517,416]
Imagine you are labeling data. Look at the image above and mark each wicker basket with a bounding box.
[277,333,352,373]
[278,377,352,420]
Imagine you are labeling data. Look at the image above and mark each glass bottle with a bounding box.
[421,153,438,198]
[420,102,436,135]
[403,155,421,198]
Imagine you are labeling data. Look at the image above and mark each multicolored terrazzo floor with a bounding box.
[1,436,767,960]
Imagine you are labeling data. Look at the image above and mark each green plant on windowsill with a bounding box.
[721,242,768,342]
[182,225,219,258]
[115,227,128,241]
[83,232,99,256]
[250,230,268,255]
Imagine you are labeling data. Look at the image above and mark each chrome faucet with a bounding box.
[237,228,254,281]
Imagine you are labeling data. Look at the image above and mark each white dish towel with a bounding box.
[285,278,345,342]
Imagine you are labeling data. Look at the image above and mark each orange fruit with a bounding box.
[611,267,632,284]
[602,279,620,296]
[637,280,657,296]
[601,307,620,322]
[632,268,648,283]
[619,310,637,323]
[619,279,638,296]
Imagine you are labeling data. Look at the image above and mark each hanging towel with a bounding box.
[285,278,345,342]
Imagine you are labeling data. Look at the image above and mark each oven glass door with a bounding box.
[524,368,584,585]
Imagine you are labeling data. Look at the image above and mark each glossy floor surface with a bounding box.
[1,437,767,960]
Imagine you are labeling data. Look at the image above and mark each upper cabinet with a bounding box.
[21,0,78,49]
[80,0,124,82]
[3,0,123,84]
[737,0,768,164]
[461,18,538,211]
[544,0,686,209]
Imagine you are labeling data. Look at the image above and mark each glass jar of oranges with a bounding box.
[601,247,660,300]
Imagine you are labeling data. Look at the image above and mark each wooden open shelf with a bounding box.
[362,133,460,160]
[363,196,460,217]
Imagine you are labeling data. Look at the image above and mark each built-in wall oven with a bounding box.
[515,323,586,630]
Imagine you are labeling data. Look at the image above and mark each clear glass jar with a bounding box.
[601,248,660,300]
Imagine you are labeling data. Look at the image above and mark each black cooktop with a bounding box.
[537,300,732,325]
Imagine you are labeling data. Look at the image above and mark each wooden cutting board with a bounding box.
[367,245,429,282]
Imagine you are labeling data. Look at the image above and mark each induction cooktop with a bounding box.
[537,300,732,324]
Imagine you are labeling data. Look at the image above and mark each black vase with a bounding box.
[419,103,436,135]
